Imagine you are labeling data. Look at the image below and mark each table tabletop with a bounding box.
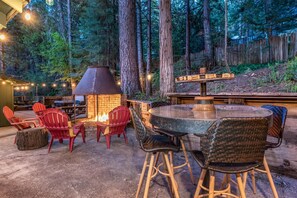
[149,104,273,135]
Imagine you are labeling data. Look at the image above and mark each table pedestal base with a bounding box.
[193,96,215,111]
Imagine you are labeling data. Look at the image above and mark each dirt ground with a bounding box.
[177,65,296,94]
[0,126,297,198]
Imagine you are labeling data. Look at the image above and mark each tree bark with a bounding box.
[57,0,66,40]
[119,0,141,96]
[146,0,152,96]
[224,0,231,72]
[136,0,145,92]
[67,0,73,91]
[159,0,174,97]
[185,0,191,75]
[265,0,272,62]
[203,0,213,68]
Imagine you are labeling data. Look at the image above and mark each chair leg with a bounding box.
[209,171,215,198]
[250,169,257,194]
[118,134,121,137]
[136,153,149,198]
[226,174,231,198]
[194,169,207,198]
[96,130,101,142]
[242,172,248,190]
[105,135,111,149]
[143,154,155,198]
[180,139,195,184]
[48,137,54,153]
[163,153,180,198]
[123,132,128,144]
[236,173,246,198]
[153,152,160,173]
[59,138,63,143]
[82,130,86,143]
[69,138,75,152]
[263,156,279,198]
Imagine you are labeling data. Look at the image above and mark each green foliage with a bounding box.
[230,63,268,74]
[133,91,165,102]
[285,57,297,81]
[40,32,70,81]
[78,0,118,66]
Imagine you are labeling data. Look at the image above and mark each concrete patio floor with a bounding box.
[0,111,296,198]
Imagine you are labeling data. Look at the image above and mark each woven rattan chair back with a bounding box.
[202,117,269,166]
[261,105,287,142]
[130,108,148,147]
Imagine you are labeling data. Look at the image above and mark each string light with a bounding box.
[147,74,152,81]
[24,86,29,90]
[31,83,35,86]
[2,81,6,85]
[71,83,76,87]
[117,81,121,86]
[42,83,46,87]
[0,34,5,41]
[62,83,66,87]
[52,83,57,87]
[24,11,31,21]
[15,87,20,90]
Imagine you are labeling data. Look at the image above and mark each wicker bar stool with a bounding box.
[150,102,195,185]
[243,105,287,198]
[130,108,180,198]
[191,117,269,198]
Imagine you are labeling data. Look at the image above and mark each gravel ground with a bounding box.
[0,127,296,198]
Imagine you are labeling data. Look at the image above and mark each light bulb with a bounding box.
[24,12,31,21]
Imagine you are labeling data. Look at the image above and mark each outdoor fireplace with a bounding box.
[73,66,122,122]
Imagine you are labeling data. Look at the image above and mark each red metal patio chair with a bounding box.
[96,106,130,149]
[3,106,39,143]
[32,102,46,114]
[32,102,47,126]
[39,108,86,153]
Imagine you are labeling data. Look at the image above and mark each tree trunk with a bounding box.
[159,0,174,97]
[146,0,152,97]
[185,0,191,75]
[203,0,213,68]
[57,0,66,40]
[16,128,48,150]
[119,0,141,96]
[265,0,272,62]
[67,0,73,91]
[136,0,145,92]
[224,0,230,72]
[0,42,5,73]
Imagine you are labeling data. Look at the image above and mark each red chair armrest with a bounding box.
[96,122,108,127]
[11,121,37,127]
[23,117,39,122]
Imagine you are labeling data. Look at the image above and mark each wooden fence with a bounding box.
[190,32,297,66]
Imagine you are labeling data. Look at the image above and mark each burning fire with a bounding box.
[95,113,109,122]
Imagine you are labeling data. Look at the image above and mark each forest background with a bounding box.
[1,0,297,98]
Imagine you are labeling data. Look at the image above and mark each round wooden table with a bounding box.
[149,104,273,136]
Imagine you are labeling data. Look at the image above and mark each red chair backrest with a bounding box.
[108,106,130,134]
[3,106,14,121]
[32,102,46,113]
[39,108,70,139]
[2,106,30,130]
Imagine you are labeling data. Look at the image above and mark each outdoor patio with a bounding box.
[0,111,295,198]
